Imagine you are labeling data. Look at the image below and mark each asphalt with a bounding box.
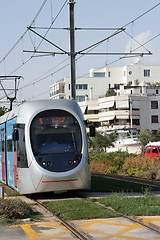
[1,195,160,240]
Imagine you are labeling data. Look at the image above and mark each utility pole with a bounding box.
[68,0,76,100]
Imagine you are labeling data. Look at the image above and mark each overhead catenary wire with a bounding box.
[0,1,160,103]
[0,0,48,64]
[0,0,68,101]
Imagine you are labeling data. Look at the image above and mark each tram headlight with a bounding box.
[38,158,43,162]
[75,155,80,161]
[42,161,46,166]
[47,161,51,166]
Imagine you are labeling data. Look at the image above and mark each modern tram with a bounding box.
[0,99,91,194]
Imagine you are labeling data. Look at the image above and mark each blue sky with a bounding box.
[0,0,160,106]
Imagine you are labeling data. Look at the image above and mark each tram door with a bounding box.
[6,119,17,190]
[0,125,6,184]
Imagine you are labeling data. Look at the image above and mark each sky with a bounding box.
[0,0,160,108]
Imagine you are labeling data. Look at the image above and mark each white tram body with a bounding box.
[0,100,91,194]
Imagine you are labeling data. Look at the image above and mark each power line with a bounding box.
[123,2,160,28]
[0,1,160,102]
[0,0,48,64]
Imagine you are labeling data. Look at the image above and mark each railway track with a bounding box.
[30,188,160,240]
[78,193,160,236]
[25,174,160,239]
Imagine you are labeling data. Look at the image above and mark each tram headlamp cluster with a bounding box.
[38,158,51,167]
[68,155,80,165]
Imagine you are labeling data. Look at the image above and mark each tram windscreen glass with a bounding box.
[30,110,82,155]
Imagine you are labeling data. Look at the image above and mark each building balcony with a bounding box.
[84,114,99,122]
[98,110,130,122]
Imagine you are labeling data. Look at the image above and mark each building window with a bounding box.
[76,84,88,90]
[133,119,140,125]
[151,115,158,123]
[151,101,158,109]
[114,84,120,89]
[156,89,159,94]
[68,84,70,90]
[108,71,111,77]
[76,96,85,102]
[144,69,150,77]
[83,84,88,89]
[93,72,105,77]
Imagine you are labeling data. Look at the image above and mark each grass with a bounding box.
[90,175,160,192]
[0,171,160,223]
[0,184,42,225]
[43,192,160,220]
[43,199,120,220]
[0,198,42,224]
[98,192,160,216]
[0,183,20,196]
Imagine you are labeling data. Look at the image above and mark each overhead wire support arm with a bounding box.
[79,52,152,56]
[29,26,123,31]
[27,27,68,55]
[78,28,125,54]
[0,76,22,111]
[23,50,66,57]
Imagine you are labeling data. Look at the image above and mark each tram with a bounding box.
[0,99,91,194]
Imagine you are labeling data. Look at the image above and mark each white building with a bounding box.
[50,63,160,102]
[79,84,160,134]
[90,64,160,87]
[50,76,108,102]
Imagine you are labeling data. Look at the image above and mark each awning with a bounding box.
[88,105,99,110]
[116,100,129,109]
[117,115,129,119]
[99,115,115,121]
[132,115,140,119]
[99,101,114,109]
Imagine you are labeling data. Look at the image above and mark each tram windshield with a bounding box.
[30,110,82,156]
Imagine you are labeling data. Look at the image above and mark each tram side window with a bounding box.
[16,126,28,168]
[2,141,4,152]
[7,140,12,152]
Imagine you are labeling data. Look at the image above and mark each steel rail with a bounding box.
[94,201,160,235]
[35,199,91,240]
[77,192,160,236]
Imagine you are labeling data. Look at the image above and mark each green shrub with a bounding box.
[0,199,35,220]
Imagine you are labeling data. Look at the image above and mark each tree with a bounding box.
[105,89,116,97]
[138,129,152,150]
[89,131,116,151]
[0,106,8,117]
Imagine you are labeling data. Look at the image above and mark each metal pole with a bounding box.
[68,0,76,100]
[0,186,4,199]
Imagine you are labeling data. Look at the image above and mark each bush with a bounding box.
[89,152,160,180]
[90,151,134,173]
[0,199,35,220]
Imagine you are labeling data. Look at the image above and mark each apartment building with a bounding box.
[79,84,160,133]
[50,63,160,102]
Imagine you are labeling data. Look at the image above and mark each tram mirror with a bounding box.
[12,128,19,141]
[89,125,95,137]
